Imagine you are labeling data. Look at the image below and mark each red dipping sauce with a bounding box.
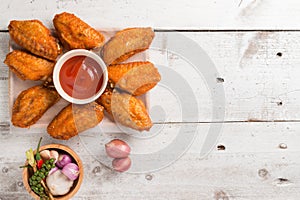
[59,56,104,99]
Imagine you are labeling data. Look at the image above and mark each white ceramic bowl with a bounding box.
[53,49,108,104]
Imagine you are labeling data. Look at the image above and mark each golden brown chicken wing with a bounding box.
[12,85,60,128]
[4,50,54,81]
[53,12,105,50]
[101,27,154,65]
[8,20,61,61]
[108,61,161,96]
[47,102,104,140]
[97,90,152,131]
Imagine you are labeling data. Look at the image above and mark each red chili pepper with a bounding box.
[35,137,43,169]
[37,159,43,169]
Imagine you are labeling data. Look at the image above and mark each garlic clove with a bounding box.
[105,139,131,158]
[50,150,59,163]
[40,150,59,163]
[112,157,131,172]
[40,150,51,161]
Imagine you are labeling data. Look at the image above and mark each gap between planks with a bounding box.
[3,29,300,32]
[3,120,300,128]
[154,29,300,32]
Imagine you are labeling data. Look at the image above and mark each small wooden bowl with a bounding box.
[22,144,84,200]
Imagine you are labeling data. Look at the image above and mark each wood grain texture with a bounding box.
[150,31,300,122]
[0,0,300,30]
[1,3,300,198]
[3,31,300,124]
[0,122,299,199]
[0,33,10,134]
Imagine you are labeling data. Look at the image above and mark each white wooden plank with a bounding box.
[1,1,300,199]
[1,122,300,199]
[3,31,300,123]
[0,33,10,127]
[149,31,300,122]
[1,31,300,198]
[1,0,300,30]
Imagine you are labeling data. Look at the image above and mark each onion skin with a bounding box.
[56,154,72,168]
[112,157,131,172]
[49,167,59,175]
[62,163,80,181]
[105,139,131,158]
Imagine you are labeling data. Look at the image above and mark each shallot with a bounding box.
[48,167,59,176]
[105,139,131,158]
[112,157,131,172]
[62,163,80,181]
[56,154,72,168]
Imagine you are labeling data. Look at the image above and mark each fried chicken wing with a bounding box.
[12,85,60,128]
[101,27,154,65]
[8,20,61,61]
[4,50,54,81]
[97,90,152,131]
[108,61,161,96]
[53,12,105,50]
[47,102,104,140]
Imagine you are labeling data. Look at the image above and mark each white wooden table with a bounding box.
[1,0,300,199]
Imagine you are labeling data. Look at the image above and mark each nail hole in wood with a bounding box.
[276,177,291,186]
[145,174,153,181]
[17,181,23,187]
[2,167,8,173]
[217,77,224,83]
[279,143,287,149]
[92,166,101,174]
[214,190,229,200]
[277,52,282,57]
[277,101,283,106]
[258,168,268,178]
[217,145,226,151]
[279,178,288,182]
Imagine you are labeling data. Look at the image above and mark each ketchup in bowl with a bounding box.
[59,56,103,99]
[53,49,108,104]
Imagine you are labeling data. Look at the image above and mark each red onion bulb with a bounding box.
[105,139,131,158]
[56,154,72,168]
[62,163,80,181]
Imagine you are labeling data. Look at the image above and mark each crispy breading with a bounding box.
[8,20,61,61]
[12,85,60,128]
[101,27,154,65]
[4,50,54,81]
[108,61,161,96]
[47,102,104,140]
[97,90,152,131]
[53,12,105,50]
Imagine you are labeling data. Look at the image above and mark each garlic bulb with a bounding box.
[46,170,74,196]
